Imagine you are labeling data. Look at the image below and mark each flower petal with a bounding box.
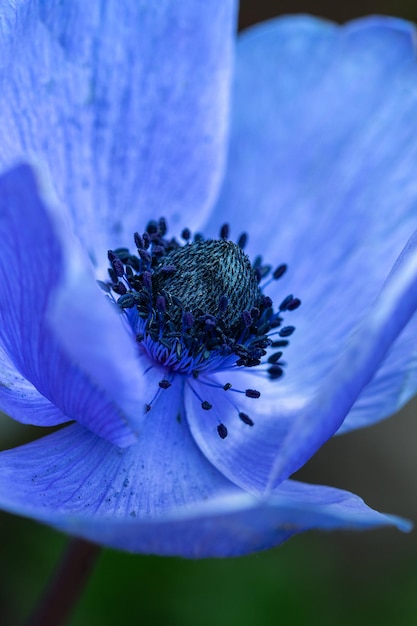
[0,0,237,268]
[0,348,67,427]
[268,233,417,487]
[0,164,147,446]
[184,373,293,494]
[186,232,417,493]
[0,419,406,557]
[208,15,417,428]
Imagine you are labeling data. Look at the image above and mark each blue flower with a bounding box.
[0,2,416,558]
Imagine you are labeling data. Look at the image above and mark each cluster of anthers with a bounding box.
[102,218,300,438]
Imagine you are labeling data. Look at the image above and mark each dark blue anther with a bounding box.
[152,245,165,257]
[220,223,230,239]
[237,233,248,249]
[288,297,301,310]
[159,379,171,389]
[183,311,194,328]
[268,351,283,364]
[217,423,228,439]
[142,232,150,249]
[156,295,166,313]
[242,310,252,327]
[142,271,152,289]
[239,412,254,426]
[134,232,143,249]
[181,228,191,241]
[107,251,125,277]
[268,365,284,380]
[146,220,158,235]
[113,282,127,295]
[223,383,232,391]
[279,326,295,337]
[97,280,111,293]
[273,264,287,280]
[245,389,260,399]
[202,400,212,410]
[279,294,294,311]
[271,340,289,348]
[117,293,136,308]
[138,249,151,264]
[257,264,272,279]
[158,217,167,236]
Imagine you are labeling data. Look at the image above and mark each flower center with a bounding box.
[103,218,300,437]
[152,239,261,330]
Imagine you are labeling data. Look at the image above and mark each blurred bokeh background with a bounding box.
[2,1,417,625]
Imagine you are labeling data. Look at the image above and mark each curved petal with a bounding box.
[185,372,294,495]
[268,234,417,487]
[0,164,148,446]
[0,0,237,268]
[0,347,67,427]
[186,233,417,493]
[0,420,406,556]
[208,15,417,429]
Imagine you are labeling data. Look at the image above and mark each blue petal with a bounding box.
[0,0,237,268]
[186,232,417,493]
[0,164,148,446]
[184,371,293,494]
[0,347,67,427]
[268,234,417,486]
[0,416,407,556]
[208,15,417,431]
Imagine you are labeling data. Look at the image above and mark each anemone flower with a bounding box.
[0,2,417,559]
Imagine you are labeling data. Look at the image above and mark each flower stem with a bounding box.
[25,537,101,626]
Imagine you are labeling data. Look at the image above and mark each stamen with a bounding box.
[239,412,254,426]
[273,264,287,280]
[158,217,167,236]
[105,217,300,440]
[134,232,143,249]
[279,326,295,338]
[268,365,284,380]
[287,297,301,310]
[220,223,230,239]
[217,423,228,439]
[237,232,248,249]
[271,339,289,348]
[279,294,294,311]
[245,389,261,399]
[267,351,283,364]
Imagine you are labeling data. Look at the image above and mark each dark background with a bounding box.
[2,2,417,625]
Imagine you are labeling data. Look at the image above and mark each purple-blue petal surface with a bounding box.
[0,164,147,446]
[185,231,417,493]
[0,348,67,426]
[0,0,237,267]
[0,421,407,557]
[208,16,417,428]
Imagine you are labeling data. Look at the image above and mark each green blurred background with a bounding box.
[3,2,417,625]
